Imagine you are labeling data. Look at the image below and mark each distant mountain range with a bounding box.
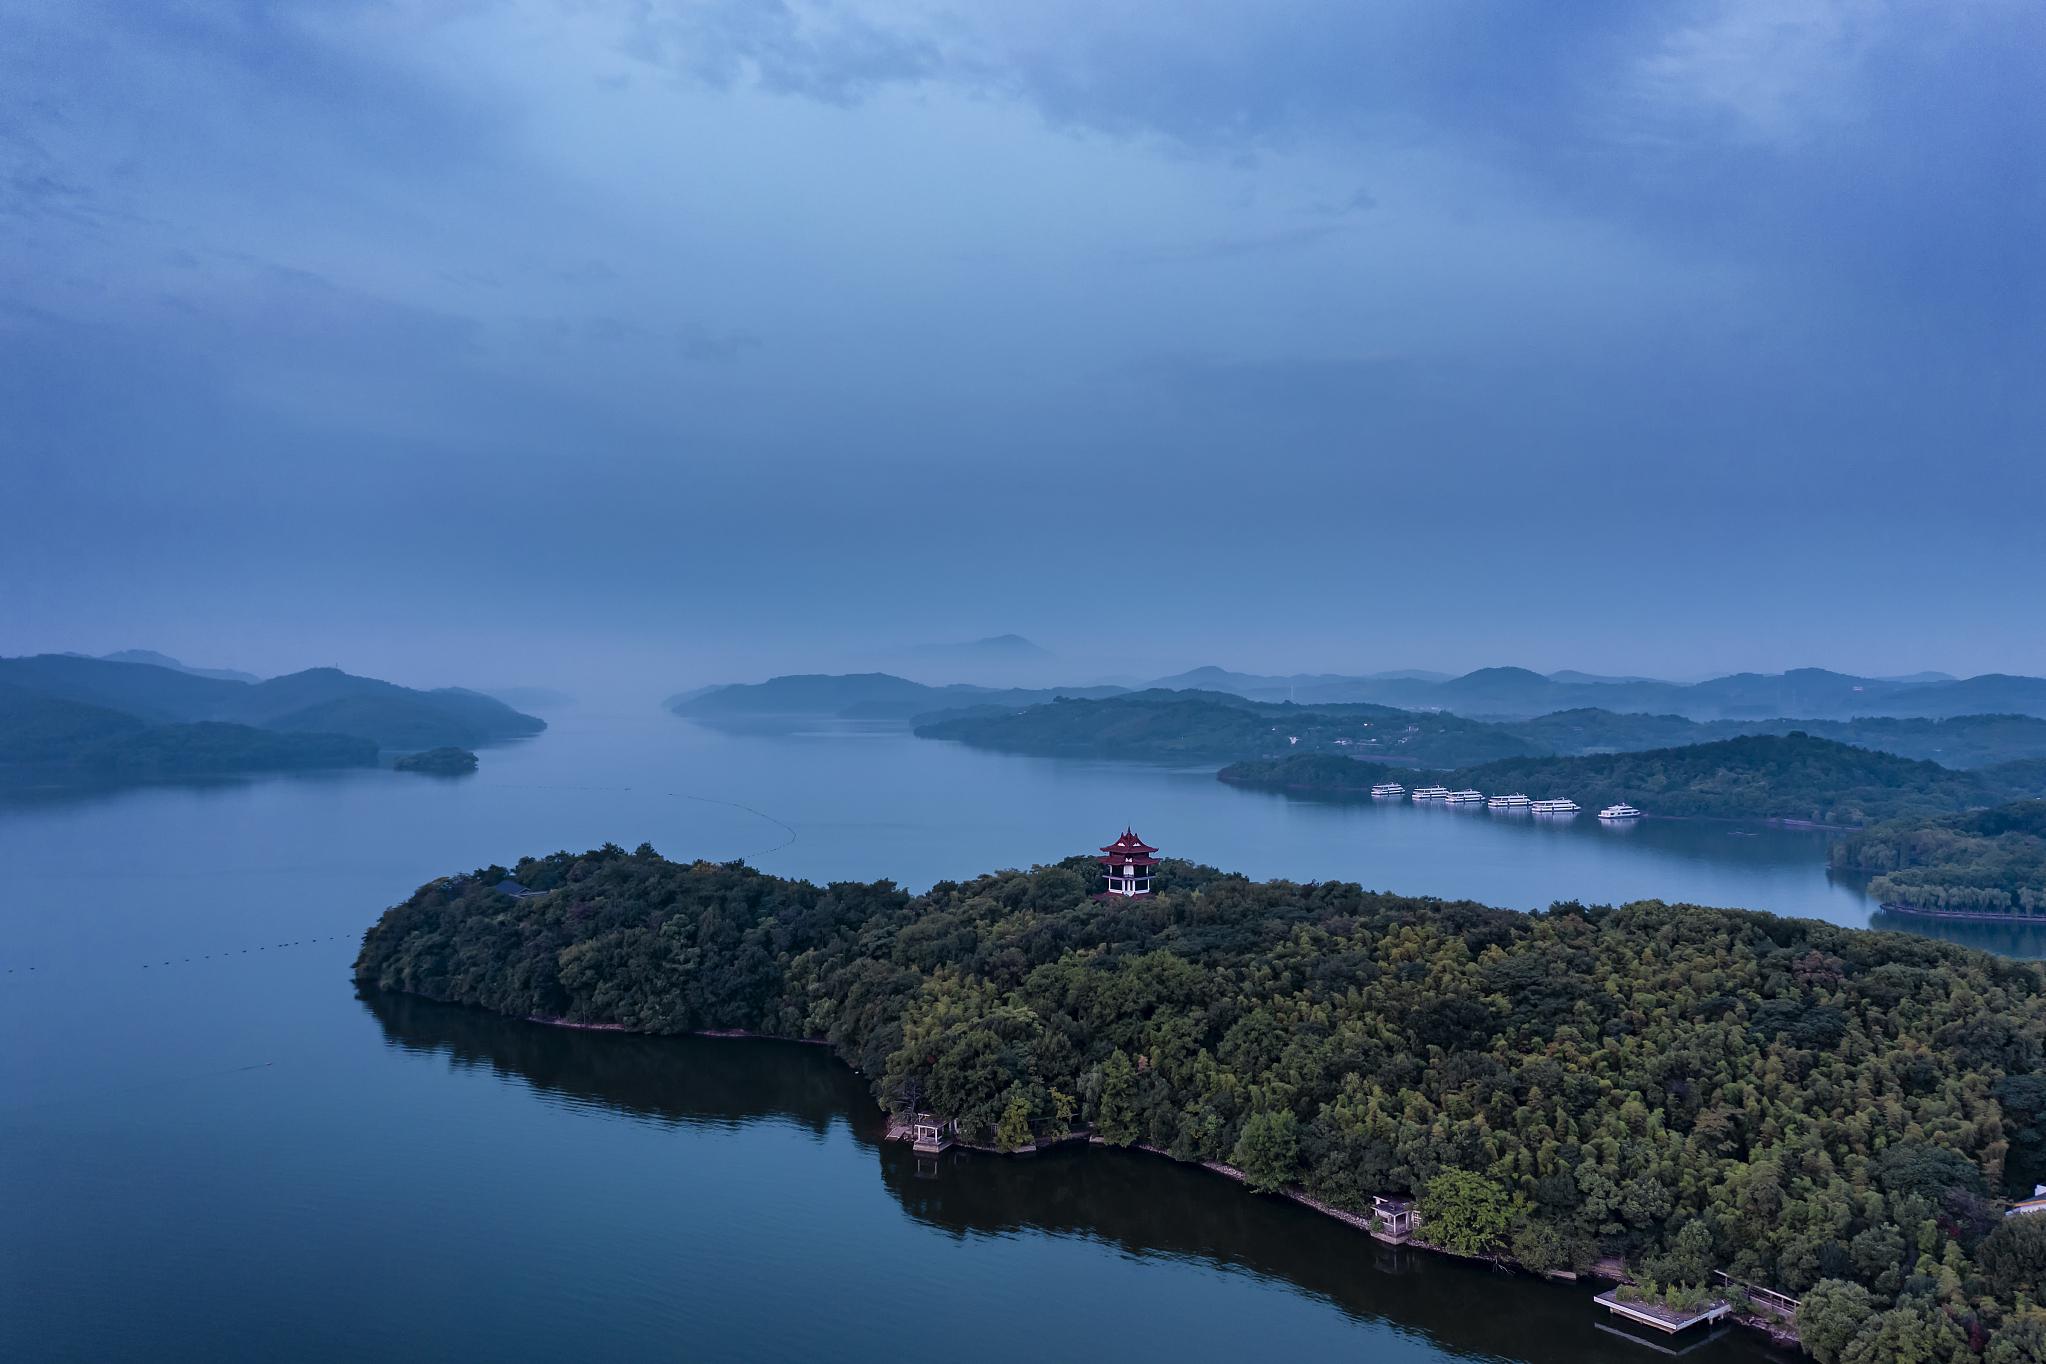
[0,654,545,775]
[912,690,2046,771]
[93,649,259,684]
[667,672,1124,722]
[1141,664,2046,722]
[671,665,2046,726]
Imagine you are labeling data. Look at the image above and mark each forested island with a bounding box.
[358,844,2046,1359]
[1219,734,2046,827]
[1832,801,2046,918]
[0,654,542,777]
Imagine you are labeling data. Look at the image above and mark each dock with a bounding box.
[1593,1289,1730,1336]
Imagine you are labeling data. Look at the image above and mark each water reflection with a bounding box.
[363,991,1796,1364]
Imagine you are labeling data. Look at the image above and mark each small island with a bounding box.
[393,747,479,775]
[358,841,2046,1359]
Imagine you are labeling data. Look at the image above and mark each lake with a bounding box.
[2,702,2028,1361]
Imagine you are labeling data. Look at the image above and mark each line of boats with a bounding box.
[1370,782,1642,820]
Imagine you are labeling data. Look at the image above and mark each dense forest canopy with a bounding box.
[1218,734,2046,826]
[358,845,2046,1359]
[1834,802,2046,917]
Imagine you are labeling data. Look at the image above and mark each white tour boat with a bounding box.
[1598,803,1643,821]
[1443,788,1486,804]
[1529,798,1580,814]
[1370,782,1406,798]
[1410,785,1450,801]
[1487,793,1532,809]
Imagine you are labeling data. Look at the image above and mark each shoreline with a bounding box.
[526,1016,832,1045]
[1875,901,2046,924]
[510,1002,1797,1352]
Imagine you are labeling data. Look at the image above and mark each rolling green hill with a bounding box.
[1218,733,2046,825]
[914,691,1541,767]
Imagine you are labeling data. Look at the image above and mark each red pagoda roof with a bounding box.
[1099,828,1158,857]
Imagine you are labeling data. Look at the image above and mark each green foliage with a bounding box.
[355,847,2046,1356]
[1798,1279,1874,1363]
[1095,1050,1140,1146]
[1230,1110,1298,1193]
[1979,1215,2046,1302]
[1419,1170,1511,1258]
[1834,801,2046,917]
[995,1097,1034,1151]
[1221,732,2046,825]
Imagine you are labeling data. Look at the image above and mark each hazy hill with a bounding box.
[1518,709,2046,769]
[0,654,544,760]
[98,649,260,684]
[0,682,376,773]
[1145,664,2046,721]
[916,690,1539,767]
[1219,733,2046,825]
[670,672,1126,722]
[905,688,2046,774]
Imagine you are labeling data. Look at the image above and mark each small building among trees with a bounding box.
[1096,828,1159,899]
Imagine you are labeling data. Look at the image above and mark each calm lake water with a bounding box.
[2,703,2030,1361]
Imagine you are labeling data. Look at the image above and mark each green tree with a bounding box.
[995,1097,1034,1151]
[1419,1169,1511,1258]
[1838,1301,1971,1364]
[1798,1280,1874,1364]
[1984,1307,2046,1364]
[1980,1215,2046,1302]
[1509,1218,1571,1274]
[1230,1110,1299,1194]
[1096,1050,1140,1146]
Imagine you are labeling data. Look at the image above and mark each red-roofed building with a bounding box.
[1097,829,1159,899]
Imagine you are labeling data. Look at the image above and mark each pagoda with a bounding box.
[1096,828,1159,899]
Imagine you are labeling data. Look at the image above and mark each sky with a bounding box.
[3,0,2042,692]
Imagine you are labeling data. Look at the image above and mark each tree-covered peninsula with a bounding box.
[357,844,2046,1358]
[1833,801,2046,918]
[1219,733,2046,826]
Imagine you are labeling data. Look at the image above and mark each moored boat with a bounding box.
[1444,788,1485,804]
[1530,798,1580,814]
[1598,803,1643,821]
[1410,785,1451,801]
[1370,782,1406,798]
[1487,792,1531,809]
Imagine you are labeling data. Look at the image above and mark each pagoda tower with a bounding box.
[1096,828,1159,899]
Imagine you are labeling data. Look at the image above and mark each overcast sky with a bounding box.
[4,0,2041,690]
